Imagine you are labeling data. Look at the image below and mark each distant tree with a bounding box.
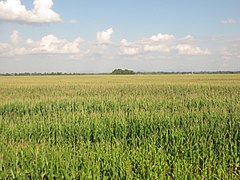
[111,69,135,75]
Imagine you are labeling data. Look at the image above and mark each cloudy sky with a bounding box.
[0,0,240,73]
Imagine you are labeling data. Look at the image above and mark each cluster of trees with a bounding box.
[111,69,135,75]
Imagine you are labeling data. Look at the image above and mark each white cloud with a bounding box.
[31,35,81,54]
[0,43,11,56]
[0,41,28,56]
[119,33,175,55]
[2,31,87,57]
[118,34,211,56]
[175,44,211,55]
[0,0,61,24]
[118,39,140,55]
[221,19,238,24]
[96,28,114,44]
[182,35,194,41]
[149,33,175,41]
[119,46,140,56]
[0,30,214,60]
[10,30,20,45]
[120,39,129,46]
[26,38,34,45]
[0,35,24,56]
[0,34,83,57]
[144,44,170,52]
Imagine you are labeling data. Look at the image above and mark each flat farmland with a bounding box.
[0,74,239,179]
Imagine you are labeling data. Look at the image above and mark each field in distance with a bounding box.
[0,74,239,179]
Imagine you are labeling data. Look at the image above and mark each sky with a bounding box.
[0,0,240,73]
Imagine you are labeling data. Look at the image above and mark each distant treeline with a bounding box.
[0,70,240,76]
[0,72,100,76]
[137,71,240,74]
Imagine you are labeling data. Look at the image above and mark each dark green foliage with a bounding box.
[111,69,135,75]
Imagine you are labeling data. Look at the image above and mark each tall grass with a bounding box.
[0,75,239,179]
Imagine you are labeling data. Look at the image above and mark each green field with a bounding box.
[0,75,239,179]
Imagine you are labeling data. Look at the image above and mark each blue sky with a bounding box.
[0,0,240,73]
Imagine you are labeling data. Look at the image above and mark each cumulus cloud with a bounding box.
[119,46,140,56]
[120,39,129,46]
[149,33,175,41]
[221,19,238,24]
[118,33,211,56]
[96,28,114,44]
[175,44,211,55]
[10,30,20,45]
[3,30,26,57]
[144,44,170,52]
[30,35,81,54]
[118,33,175,55]
[0,33,83,57]
[0,43,11,56]
[0,30,213,59]
[0,41,28,57]
[118,39,140,55]
[182,35,195,41]
[0,0,61,24]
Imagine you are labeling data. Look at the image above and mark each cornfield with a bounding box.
[0,74,239,179]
